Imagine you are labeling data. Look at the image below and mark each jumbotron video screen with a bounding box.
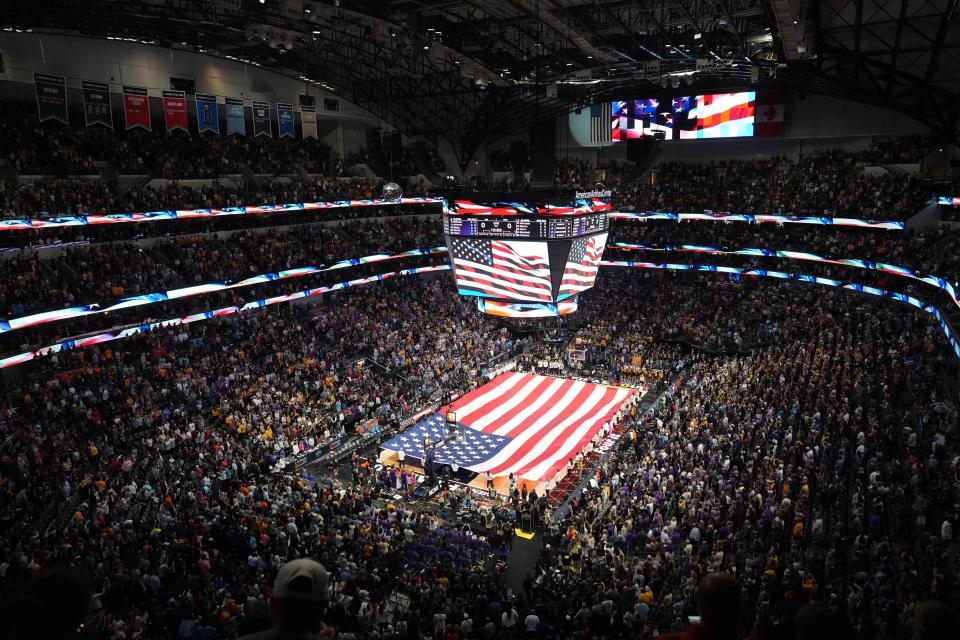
[613,91,756,140]
[448,238,554,303]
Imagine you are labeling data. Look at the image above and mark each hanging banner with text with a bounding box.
[82,81,113,127]
[225,97,246,135]
[34,73,68,124]
[277,102,295,138]
[195,94,219,134]
[162,90,188,132]
[252,100,271,137]
[122,85,151,130]
[301,104,318,139]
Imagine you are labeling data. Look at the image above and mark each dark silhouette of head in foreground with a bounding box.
[912,601,958,640]
[239,558,330,640]
[696,572,740,639]
[0,566,93,640]
[658,572,741,640]
[795,602,849,640]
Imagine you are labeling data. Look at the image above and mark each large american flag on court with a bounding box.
[381,372,636,482]
[557,232,607,300]
[590,102,613,143]
[449,238,553,302]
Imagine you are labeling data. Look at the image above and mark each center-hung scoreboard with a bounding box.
[442,192,612,317]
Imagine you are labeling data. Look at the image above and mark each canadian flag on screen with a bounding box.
[754,91,785,137]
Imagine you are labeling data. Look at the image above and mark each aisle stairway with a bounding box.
[545,381,661,512]
[502,535,541,596]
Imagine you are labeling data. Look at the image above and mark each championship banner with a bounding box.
[34,73,68,124]
[122,85,151,130]
[252,100,271,137]
[225,97,246,135]
[195,93,219,133]
[82,80,113,127]
[277,102,295,138]
[301,104,318,139]
[162,90,188,132]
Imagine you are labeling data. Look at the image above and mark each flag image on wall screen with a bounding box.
[679,92,756,139]
[614,99,673,139]
[448,238,553,302]
[557,232,608,300]
[610,91,756,140]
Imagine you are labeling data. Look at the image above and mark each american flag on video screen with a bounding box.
[558,232,607,299]
[381,372,636,481]
[681,92,756,139]
[590,102,612,143]
[450,238,552,302]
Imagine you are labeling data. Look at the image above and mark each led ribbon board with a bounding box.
[0,265,452,369]
[4,260,958,368]
[0,197,445,232]
[610,243,960,311]
[609,211,905,230]
[600,260,960,359]
[0,247,447,335]
[477,299,579,318]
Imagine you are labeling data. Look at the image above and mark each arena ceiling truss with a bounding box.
[3,0,959,165]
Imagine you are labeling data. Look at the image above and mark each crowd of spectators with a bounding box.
[0,176,393,222]
[553,158,594,191]
[487,150,514,173]
[852,136,942,165]
[0,105,341,178]
[0,216,444,332]
[525,282,959,638]
[612,153,959,220]
[606,221,960,317]
[0,264,957,639]
[0,128,959,639]
[0,103,453,192]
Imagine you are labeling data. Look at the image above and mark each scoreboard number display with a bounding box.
[444,213,608,239]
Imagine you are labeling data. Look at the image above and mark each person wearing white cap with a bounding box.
[239,558,329,640]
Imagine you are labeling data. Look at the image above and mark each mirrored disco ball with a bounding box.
[382,182,402,201]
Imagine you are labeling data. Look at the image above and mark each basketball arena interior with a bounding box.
[0,1,959,639]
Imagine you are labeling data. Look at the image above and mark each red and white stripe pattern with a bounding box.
[441,372,635,481]
[558,232,607,299]
[589,102,613,143]
[449,201,525,216]
[450,238,553,302]
[680,92,755,139]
